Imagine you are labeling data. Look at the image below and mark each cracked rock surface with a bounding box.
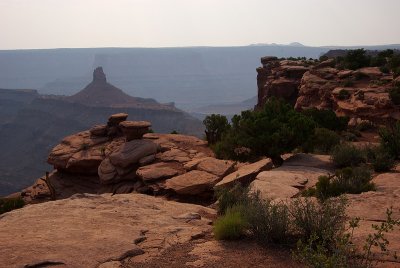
[0,193,215,268]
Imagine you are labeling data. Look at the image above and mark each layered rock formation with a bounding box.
[20,114,245,203]
[295,66,400,123]
[256,57,400,125]
[256,57,310,109]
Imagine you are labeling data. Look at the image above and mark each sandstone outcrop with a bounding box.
[0,193,215,268]
[23,113,239,202]
[256,58,311,108]
[295,66,400,123]
[256,56,400,125]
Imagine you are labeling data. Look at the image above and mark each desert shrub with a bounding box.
[379,122,400,159]
[203,114,230,144]
[393,67,400,78]
[365,146,395,172]
[0,197,25,214]
[379,66,390,74]
[337,89,351,100]
[214,98,315,165]
[331,143,365,168]
[294,208,400,268]
[389,53,400,70]
[244,193,291,244]
[319,55,329,62]
[216,188,291,244]
[389,86,400,105]
[215,183,249,215]
[290,197,347,245]
[343,49,371,70]
[214,205,248,240]
[170,130,178,134]
[303,128,341,153]
[302,108,349,132]
[304,167,374,200]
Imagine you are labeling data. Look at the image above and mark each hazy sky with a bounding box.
[1,0,399,50]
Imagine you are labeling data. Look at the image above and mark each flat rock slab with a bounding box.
[165,170,220,195]
[215,159,273,189]
[196,157,235,177]
[136,162,182,182]
[372,173,400,196]
[273,165,332,189]
[255,170,309,187]
[249,169,310,200]
[0,193,214,268]
[250,180,300,200]
[346,171,400,263]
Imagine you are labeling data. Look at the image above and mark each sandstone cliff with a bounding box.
[256,57,400,125]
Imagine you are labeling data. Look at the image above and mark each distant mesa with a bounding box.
[65,67,173,110]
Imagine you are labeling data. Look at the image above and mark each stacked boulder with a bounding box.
[23,113,275,202]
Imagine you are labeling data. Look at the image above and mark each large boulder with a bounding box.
[47,131,109,174]
[0,193,215,268]
[109,140,159,168]
[165,170,220,195]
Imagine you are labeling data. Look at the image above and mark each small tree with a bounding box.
[203,114,230,144]
[343,49,371,70]
[214,98,315,165]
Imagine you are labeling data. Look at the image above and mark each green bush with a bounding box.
[379,122,400,159]
[215,188,291,244]
[214,205,248,240]
[0,197,25,214]
[389,86,400,105]
[331,143,365,168]
[303,128,341,153]
[393,67,400,78]
[365,146,395,172]
[244,193,291,244]
[379,65,390,74]
[290,197,347,244]
[294,208,400,268]
[302,108,349,132]
[343,49,371,70]
[203,114,230,144]
[304,167,374,200]
[170,130,179,134]
[215,183,249,215]
[214,98,315,165]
